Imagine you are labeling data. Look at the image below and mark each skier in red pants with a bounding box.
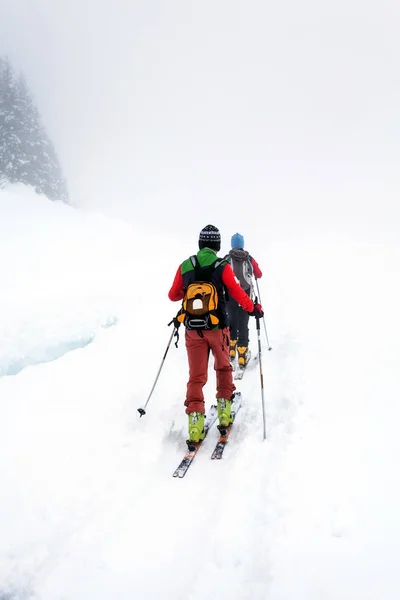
[168,224,263,446]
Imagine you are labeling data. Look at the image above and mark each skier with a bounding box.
[226,233,263,367]
[168,224,263,445]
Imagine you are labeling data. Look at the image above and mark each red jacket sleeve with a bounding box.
[251,257,262,279]
[222,264,254,313]
[168,266,185,301]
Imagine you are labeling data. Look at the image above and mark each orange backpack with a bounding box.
[176,256,224,330]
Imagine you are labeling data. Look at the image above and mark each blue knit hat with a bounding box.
[231,233,244,249]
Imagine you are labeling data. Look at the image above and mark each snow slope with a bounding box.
[1,186,400,600]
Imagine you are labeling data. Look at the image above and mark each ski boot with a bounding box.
[217,398,233,436]
[237,346,249,367]
[187,412,205,451]
[229,339,237,362]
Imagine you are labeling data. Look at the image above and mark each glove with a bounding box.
[168,316,181,330]
[248,302,264,318]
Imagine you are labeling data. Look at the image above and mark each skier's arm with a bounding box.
[222,264,254,313]
[168,266,185,301]
[251,257,262,279]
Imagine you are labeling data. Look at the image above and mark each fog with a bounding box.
[1,6,400,597]
[1,0,400,240]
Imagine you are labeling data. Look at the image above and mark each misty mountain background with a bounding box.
[1,0,399,242]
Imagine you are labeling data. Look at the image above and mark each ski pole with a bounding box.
[255,315,267,440]
[137,321,179,417]
[254,278,272,351]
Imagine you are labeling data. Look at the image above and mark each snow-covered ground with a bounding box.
[1,186,400,599]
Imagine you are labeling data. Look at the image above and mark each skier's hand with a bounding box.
[172,317,181,330]
[248,302,264,319]
[168,316,181,329]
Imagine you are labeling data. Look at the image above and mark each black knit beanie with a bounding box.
[198,224,221,252]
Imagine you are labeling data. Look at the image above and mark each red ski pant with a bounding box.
[184,327,235,414]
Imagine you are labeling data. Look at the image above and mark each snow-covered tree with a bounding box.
[0,56,19,186]
[0,55,68,201]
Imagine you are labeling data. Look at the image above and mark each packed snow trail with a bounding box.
[1,323,297,600]
[1,188,400,599]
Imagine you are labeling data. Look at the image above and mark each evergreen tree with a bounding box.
[12,73,37,186]
[0,56,19,186]
[0,55,68,201]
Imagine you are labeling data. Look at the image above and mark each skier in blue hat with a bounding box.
[226,233,263,367]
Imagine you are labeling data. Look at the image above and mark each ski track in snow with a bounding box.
[1,314,301,600]
[11,333,299,600]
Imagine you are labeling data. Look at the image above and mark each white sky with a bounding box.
[1,0,400,239]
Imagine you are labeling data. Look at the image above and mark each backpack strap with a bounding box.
[211,257,229,300]
[214,258,225,269]
[190,255,225,277]
[190,254,201,280]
